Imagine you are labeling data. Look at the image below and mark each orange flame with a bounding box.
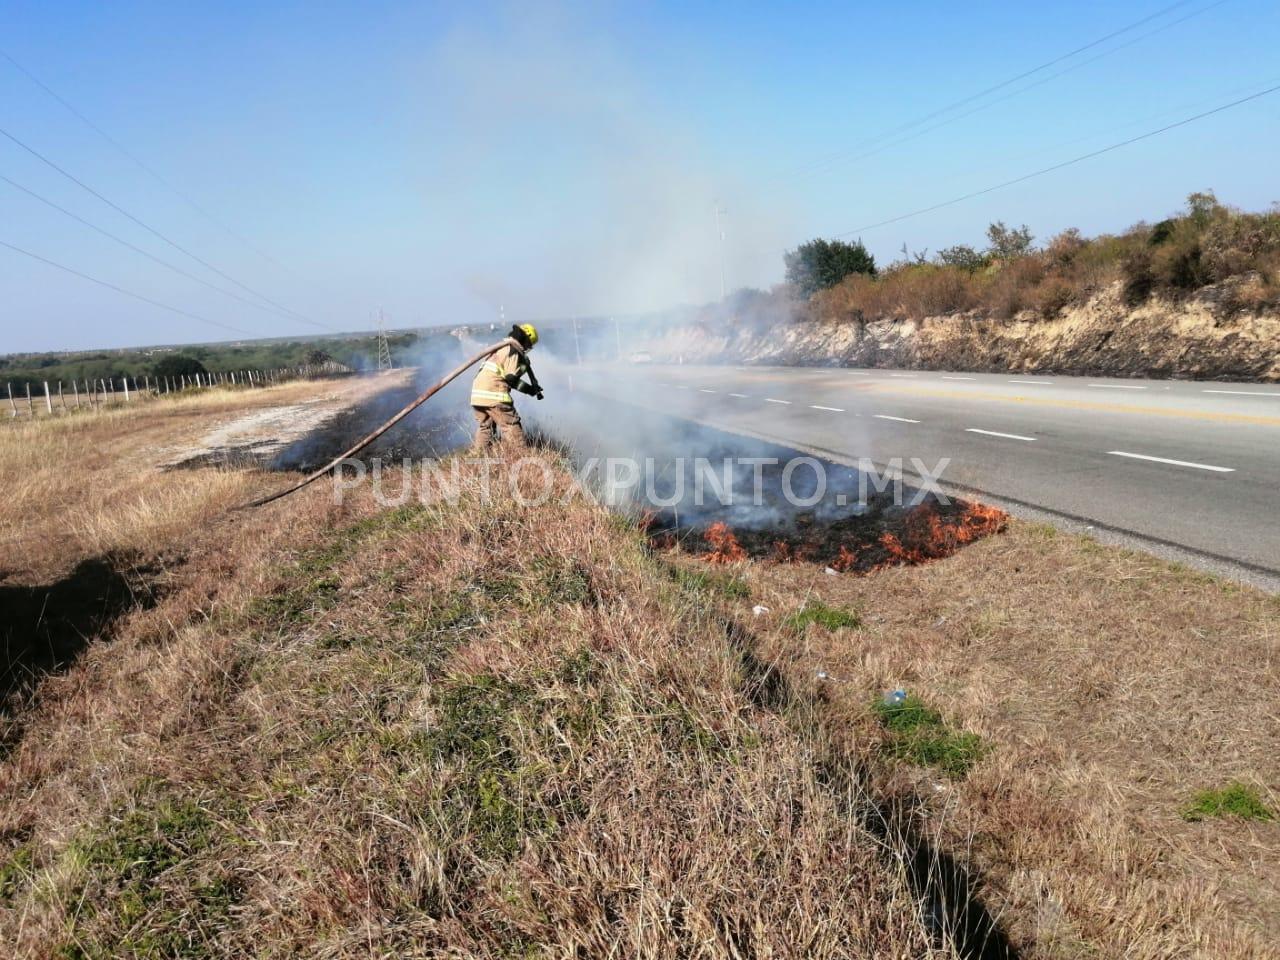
[876,502,1006,566]
[832,544,860,571]
[703,521,747,563]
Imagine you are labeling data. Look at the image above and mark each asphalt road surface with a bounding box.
[569,364,1280,589]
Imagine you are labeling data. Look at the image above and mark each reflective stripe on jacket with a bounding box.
[470,345,528,407]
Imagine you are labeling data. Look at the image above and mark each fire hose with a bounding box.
[241,337,524,509]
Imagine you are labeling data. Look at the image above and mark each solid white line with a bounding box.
[1107,450,1234,473]
[966,428,1036,442]
[942,375,976,380]
[874,414,920,423]
[1088,383,1146,390]
[811,404,845,412]
[764,398,791,404]
[728,392,749,398]
[1009,379,1052,385]
[698,388,717,393]
[1203,389,1280,397]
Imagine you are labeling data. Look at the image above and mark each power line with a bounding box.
[829,82,1280,239]
[0,46,298,278]
[799,0,1231,181]
[0,171,314,326]
[0,238,255,337]
[794,0,1200,177]
[0,125,331,330]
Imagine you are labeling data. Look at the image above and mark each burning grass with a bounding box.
[685,500,1008,573]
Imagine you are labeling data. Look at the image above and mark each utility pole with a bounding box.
[713,202,727,301]
[572,317,582,365]
[376,307,393,370]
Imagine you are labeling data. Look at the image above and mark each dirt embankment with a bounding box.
[639,282,1280,381]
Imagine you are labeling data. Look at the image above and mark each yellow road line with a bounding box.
[872,385,1280,427]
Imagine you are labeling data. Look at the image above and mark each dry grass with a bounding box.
[0,379,375,584]
[5,385,1275,956]
[722,522,1280,958]
[0,448,957,958]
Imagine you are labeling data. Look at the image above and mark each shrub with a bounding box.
[1035,278,1074,319]
[985,221,1035,259]
[151,354,208,379]
[1122,250,1157,306]
[936,244,989,273]
[986,256,1046,318]
[785,239,877,297]
[801,193,1280,326]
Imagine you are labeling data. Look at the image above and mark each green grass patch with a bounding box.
[476,557,596,609]
[59,792,240,959]
[1183,782,1274,822]
[423,675,558,858]
[785,601,861,631]
[0,843,33,903]
[873,695,987,778]
[667,564,750,600]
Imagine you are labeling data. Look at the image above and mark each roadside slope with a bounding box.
[639,284,1280,381]
[0,454,950,958]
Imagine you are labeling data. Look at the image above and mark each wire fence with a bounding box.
[4,360,353,420]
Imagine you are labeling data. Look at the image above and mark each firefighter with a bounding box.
[470,323,543,448]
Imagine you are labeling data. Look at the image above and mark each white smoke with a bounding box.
[418,1,793,324]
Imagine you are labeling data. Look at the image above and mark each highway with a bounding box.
[568,364,1280,588]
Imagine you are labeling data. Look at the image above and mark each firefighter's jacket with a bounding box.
[470,344,531,407]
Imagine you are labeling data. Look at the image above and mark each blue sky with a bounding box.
[1,0,1277,352]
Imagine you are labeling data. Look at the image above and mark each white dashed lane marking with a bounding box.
[1009,379,1052,385]
[1089,383,1146,390]
[764,398,791,404]
[728,392,749,398]
[1107,451,1234,473]
[810,404,845,412]
[942,375,976,381]
[888,373,916,378]
[1203,389,1280,397]
[873,414,920,423]
[698,388,716,393]
[966,428,1036,442]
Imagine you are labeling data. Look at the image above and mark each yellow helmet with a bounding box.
[517,323,539,347]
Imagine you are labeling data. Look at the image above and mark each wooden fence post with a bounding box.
[72,380,80,410]
[122,377,130,402]
[26,383,34,416]
[7,383,14,418]
[58,381,66,413]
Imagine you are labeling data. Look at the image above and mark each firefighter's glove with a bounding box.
[516,382,540,397]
